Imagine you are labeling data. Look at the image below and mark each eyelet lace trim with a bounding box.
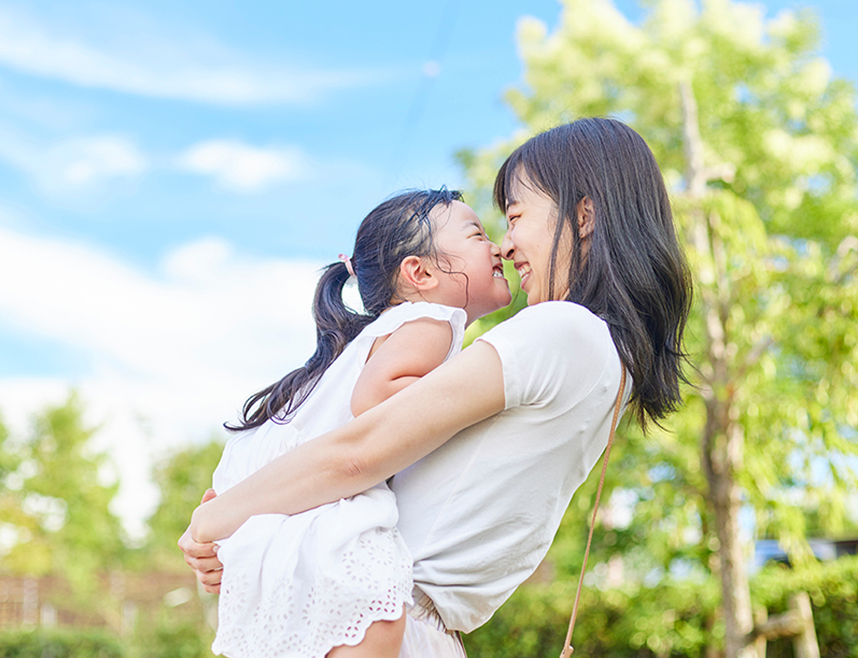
[213,526,413,657]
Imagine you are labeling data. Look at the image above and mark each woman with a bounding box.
[181,118,692,656]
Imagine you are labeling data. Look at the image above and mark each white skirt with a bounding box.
[213,485,413,658]
[400,590,467,658]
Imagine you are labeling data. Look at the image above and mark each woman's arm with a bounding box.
[190,339,505,543]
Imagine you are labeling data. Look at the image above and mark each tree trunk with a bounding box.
[680,79,755,658]
[703,407,754,657]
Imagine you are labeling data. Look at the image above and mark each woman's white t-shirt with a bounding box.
[391,301,631,633]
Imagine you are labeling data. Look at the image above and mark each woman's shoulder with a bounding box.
[479,301,615,372]
[477,301,618,409]
[493,301,609,341]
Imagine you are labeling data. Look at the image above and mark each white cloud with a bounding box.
[178,140,311,191]
[56,136,148,185]
[0,129,316,198]
[0,5,392,106]
[0,129,148,196]
[0,224,322,537]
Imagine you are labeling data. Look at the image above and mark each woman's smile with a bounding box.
[514,263,532,288]
[500,176,572,305]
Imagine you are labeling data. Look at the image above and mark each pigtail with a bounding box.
[227,260,373,431]
[313,259,374,361]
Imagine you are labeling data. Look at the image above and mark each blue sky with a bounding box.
[0,0,855,536]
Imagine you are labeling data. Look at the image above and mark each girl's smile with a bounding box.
[429,200,512,323]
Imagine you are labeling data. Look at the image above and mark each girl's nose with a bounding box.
[500,230,515,260]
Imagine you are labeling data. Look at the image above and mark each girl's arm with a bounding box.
[350,317,453,416]
[190,339,505,543]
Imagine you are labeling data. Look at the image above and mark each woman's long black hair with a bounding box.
[228,188,463,431]
[494,118,692,428]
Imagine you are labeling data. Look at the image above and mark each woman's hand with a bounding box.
[179,489,224,593]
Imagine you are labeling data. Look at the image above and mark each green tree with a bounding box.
[0,394,127,616]
[460,1,858,655]
[0,411,28,555]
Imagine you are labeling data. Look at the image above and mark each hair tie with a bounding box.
[338,254,355,278]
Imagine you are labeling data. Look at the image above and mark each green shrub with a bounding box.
[126,605,215,658]
[464,556,858,658]
[0,628,123,657]
[130,620,213,658]
[753,556,858,658]
[464,577,720,658]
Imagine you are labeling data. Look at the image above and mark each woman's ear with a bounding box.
[577,197,595,239]
[399,256,439,292]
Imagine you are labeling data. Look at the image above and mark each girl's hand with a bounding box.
[179,489,224,593]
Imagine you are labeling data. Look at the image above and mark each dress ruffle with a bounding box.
[213,488,413,658]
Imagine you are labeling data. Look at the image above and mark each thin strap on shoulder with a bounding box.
[558,365,627,658]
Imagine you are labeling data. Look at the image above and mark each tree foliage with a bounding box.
[0,395,126,614]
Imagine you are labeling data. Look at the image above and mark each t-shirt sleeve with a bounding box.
[371,302,467,362]
[408,303,467,362]
[476,301,613,410]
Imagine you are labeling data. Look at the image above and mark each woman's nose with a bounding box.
[500,230,515,260]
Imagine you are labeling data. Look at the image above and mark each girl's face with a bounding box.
[430,201,512,323]
[500,178,573,305]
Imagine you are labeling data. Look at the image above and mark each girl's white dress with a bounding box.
[210,301,467,658]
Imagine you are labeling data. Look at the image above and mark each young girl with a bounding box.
[208,188,512,658]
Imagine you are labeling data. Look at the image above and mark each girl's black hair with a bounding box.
[494,118,692,428]
[228,188,463,432]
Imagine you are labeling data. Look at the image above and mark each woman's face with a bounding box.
[500,178,573,305]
